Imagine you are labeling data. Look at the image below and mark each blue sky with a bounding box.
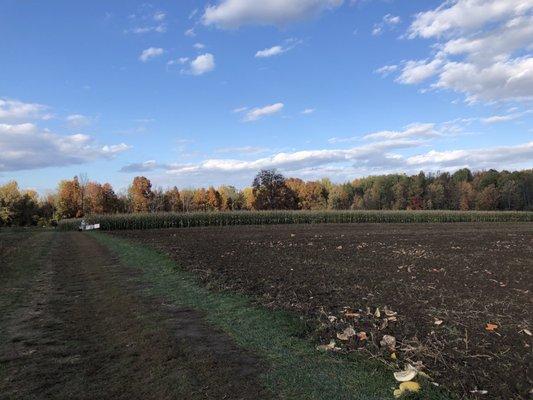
[1,0,532,193]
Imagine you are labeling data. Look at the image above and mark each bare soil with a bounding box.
[0,232,272,400]
[113,223,533,399]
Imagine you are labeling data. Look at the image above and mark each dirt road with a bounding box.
[0,232,272,400]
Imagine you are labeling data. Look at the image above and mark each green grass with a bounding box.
[59,209,533,231]
[93,232,452,400]
[0,230,54,381]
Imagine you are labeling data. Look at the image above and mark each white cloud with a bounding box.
[255,38,301,58]
[185,28,196,37]
[406,141,533,169]
[394,0,533,103]
[202,0,343,28]
[243,102,284,121]
[0,98,48,121]
[232,106,248,113]
[363,123,439,140]
[396,58,443,84]
[301,108,315,114]
[133,139,533,185]
[189,53,215,75]
[408,0,532,39]
[372,13,401,36]
[127,24,166,34]
[0,123,130,171]
[375,64,398,77]
[434,57,533,102]
[153,11,166,21]
[255,45,285,58]
[193,42,206,49]
[139,47,165,62]
[66,114,90,128]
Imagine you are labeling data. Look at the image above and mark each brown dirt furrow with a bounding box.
[0,232,272,400]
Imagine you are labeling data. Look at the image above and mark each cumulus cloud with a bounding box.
[122,139,533,185]
[193,43,206,50]
[301,108,315,114]
[189,53,215,75]
[393,0,533,103]
[139,47,164,62]
[0,98,48,121]
[408,0,532,39]
[202,0,343,29]
[396,58,443,84]
[0,123,130,172]
[242,102,284,121]
[406,141,533,169]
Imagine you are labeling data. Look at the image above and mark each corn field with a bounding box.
[57,210,533,231]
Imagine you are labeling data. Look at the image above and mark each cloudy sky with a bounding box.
[1,0,532,193]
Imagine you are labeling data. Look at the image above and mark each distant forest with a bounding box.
[1,168,532,226]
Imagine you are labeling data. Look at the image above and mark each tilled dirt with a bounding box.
[0,232,272,400]
[114,223,533,399]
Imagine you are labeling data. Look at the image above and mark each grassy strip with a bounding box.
[93,232,452,400]
[58,210,533,231]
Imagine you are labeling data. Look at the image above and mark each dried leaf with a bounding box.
[316,340,336,351]
[374,307,381,318]
[393,389,403,398]
[399,381,420,393]
[357,331,368,341]
[380,334,396,351]
[391,352,397,360]
[336,326,356,341]
[485,323,498,331]
[394,364,418,382]
[522,328,532,336]
[434,319,444,326]
[336,245,343,250]
[344,312,360,318]
[384,308,397,317]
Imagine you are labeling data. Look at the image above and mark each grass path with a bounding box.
[95,232,451,400]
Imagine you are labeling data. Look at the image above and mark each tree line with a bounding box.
[1,168,531,227]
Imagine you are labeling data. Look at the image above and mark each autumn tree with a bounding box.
[164,187,182,212]
[128,176,153,213]
[252,169,296,210]
[206,187,222,211]
[56,177,82,219]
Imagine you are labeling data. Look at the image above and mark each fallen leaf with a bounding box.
[393,381,420,398]
[391,352,397,360]
[380,334,396,351]
[344,312,360,318]
[485,323,498,331]
[399,381,420,393]
[434,319,444,326]
[522,328,532,336]
[328,315,337,323]
[336,245,343,250]
[357,331,368,341]
[374,307,381,318]
[336,326,356,341]
[384,308,397,317]
[394,364,418,382]
[316,340,336,351]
